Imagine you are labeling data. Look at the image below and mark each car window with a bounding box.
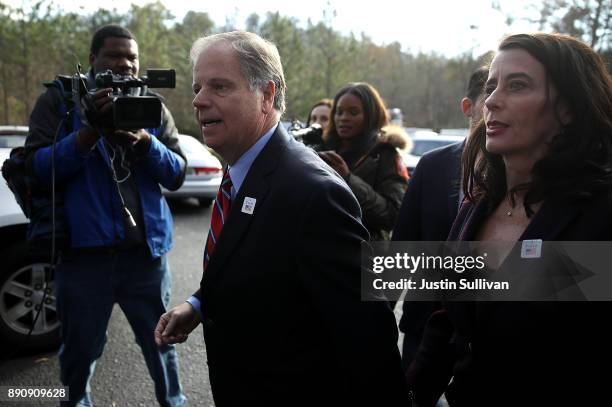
[0,135,26,149]
[411,140,453,156]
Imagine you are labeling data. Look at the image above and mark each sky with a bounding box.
[5,0,543,57]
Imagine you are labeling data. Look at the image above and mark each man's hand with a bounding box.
[106,129,152,151]
[154,302,201,346]
[75,88,115,153]
[91,87,114,115]
[80,87,114,127]
[318,150,350,178]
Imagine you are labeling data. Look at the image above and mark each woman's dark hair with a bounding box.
[325,82,389,167]
[462,33,612,214]
[306,98,333,126]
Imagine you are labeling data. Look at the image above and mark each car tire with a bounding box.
[0,242,61,351]
[198,198,214,207]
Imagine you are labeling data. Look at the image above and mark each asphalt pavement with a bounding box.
[0,197,404,406]
[0,198,215,406]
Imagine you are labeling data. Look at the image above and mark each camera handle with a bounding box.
[73,64,105,129]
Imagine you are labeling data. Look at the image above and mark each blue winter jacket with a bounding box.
[28,84,185,258]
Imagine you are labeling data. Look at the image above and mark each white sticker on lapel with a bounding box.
[521,239,542,259]
[241,197,256,215]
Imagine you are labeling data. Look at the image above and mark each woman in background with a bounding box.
[319,82,408,240]
[407,33,612,406]
[306,98,332,128]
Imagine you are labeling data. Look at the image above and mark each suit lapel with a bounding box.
[461,197,583,326]
[201,126,288,290]
[455,200,488,240]
[456,194,581,242]
[520,198,581,240]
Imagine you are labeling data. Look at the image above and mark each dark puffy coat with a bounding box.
[345,141,408,240]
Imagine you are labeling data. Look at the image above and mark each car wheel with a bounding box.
[0,242,61,350]
[198,198,214,207]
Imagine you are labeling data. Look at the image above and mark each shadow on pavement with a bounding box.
[166,197,210,214]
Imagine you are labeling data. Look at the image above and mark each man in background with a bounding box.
[392,67,488,375]
[26,24,186,406]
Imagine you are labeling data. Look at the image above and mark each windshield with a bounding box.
[411,140,455,156]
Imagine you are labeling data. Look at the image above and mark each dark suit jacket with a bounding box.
[393,141,463,243]
[193,125,407,406]
[392,142,463,369]
[408,191,612,407]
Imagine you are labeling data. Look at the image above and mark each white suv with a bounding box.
[0,126,60,350]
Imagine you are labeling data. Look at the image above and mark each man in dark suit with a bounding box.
[154,31,407,406]
[392,67,488,373]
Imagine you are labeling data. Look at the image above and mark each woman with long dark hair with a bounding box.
[407,33,612,406]
[319,82,408,240]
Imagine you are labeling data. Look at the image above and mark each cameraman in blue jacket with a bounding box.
[24,25,186,407]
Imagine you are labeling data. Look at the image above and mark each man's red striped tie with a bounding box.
[203,170,232,271]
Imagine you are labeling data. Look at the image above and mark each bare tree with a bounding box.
[527,0,611,51]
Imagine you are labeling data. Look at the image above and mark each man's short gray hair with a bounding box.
[190,31,286,113]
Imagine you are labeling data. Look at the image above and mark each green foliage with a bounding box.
[3,0,606,132]
[164,11,215,137]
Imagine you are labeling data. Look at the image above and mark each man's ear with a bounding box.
[461,97,473,118]
[261,80,276,114]
[89,53,95,69]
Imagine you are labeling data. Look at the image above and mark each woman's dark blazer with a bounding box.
[407,190,612,407]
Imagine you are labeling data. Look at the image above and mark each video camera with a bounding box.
[290,121,325,151]
[73,68,176,130]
